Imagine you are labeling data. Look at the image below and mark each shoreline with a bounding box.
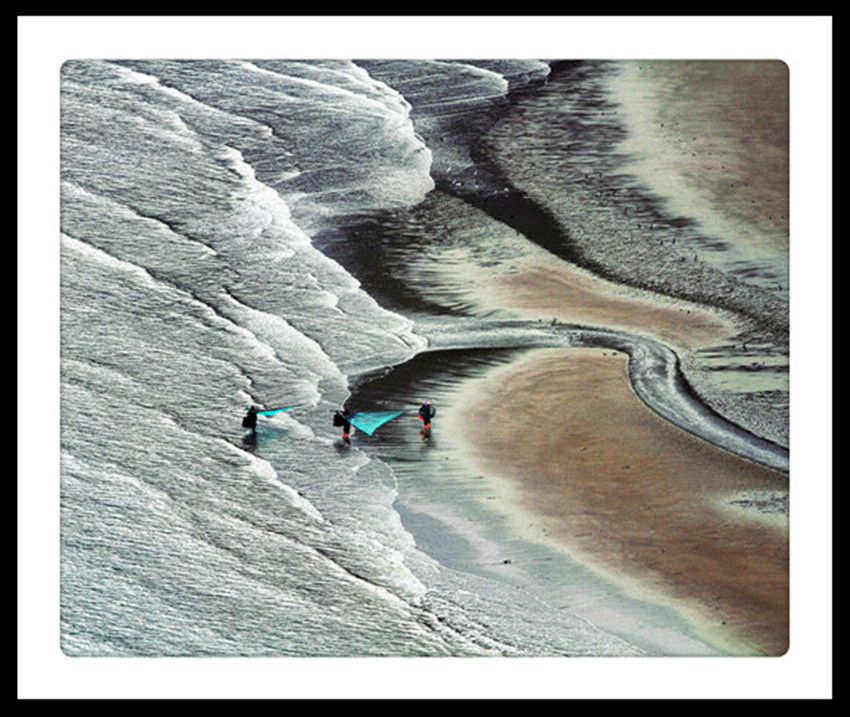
[442,347,788,655]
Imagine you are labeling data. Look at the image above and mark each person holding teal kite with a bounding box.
[243,404,297,439]
[334,402,355,444]
[333,401,404,445]
[243,405,259,437]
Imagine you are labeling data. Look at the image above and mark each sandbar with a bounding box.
[446,347,789,655]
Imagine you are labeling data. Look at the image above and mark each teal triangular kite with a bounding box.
[348,410,404,435]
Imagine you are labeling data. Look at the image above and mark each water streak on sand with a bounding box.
[416,317,788,474]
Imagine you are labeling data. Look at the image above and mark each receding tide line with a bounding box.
[415,317,789,474]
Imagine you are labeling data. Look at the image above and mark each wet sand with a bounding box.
[446,347,788,655]
[609,60,789,259]
[481,252,735,352]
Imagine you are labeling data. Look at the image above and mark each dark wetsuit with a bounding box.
[418,403,435,431]
[243,406,258,434]
[335,406,353,443]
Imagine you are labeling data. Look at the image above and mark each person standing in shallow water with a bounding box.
[334,402,354,444]
[242,406,259,445]
[242,405,258,440]
[418,401,435,437]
